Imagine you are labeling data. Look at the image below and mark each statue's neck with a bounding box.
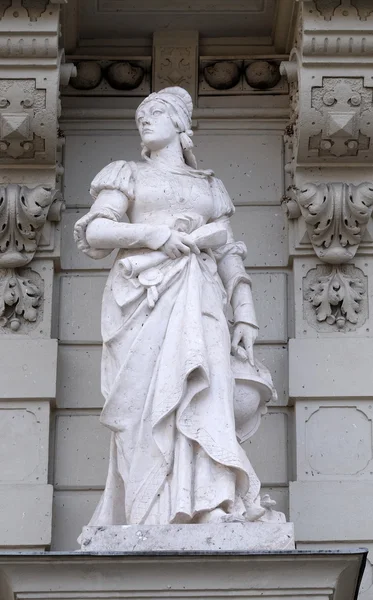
[149,137,186,169]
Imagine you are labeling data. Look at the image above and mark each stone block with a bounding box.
[63,132,141,208]
[290,481,373,541]
[57,345,103,409]
[52,490,102,550]
[80,522,295,552]
[0,338,57,399]
[295,399,373,481]
[193,131,284,206]
[0,401,49,484]
[255,344,288,406]
[59,274,104,343]
[54,413,110,489]
[289,338,373,399]
[231,206,288,267]
[0,484,53,548]
[59,272,287,343]
[251,272,287,342]
[243,410,289,486]
[63,130,284,208]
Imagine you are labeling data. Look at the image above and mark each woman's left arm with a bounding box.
[214,217,259,365]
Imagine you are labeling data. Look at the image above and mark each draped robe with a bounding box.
[74,160,276,526]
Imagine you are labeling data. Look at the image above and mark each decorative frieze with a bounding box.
[200,59,286,95]
[307,0,373,24]
[66,59,150,96]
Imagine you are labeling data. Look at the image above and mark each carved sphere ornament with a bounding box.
[106,61,144,91]
[70,61,103,90]
[203,61,241,90]
[245,61,281,90]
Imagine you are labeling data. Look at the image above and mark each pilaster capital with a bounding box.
[281,1,373,333]
[0,1,73,335]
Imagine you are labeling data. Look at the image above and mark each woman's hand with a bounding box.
[231,322,258,366]
[161,230,200,259]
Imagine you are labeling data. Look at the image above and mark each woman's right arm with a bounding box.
[86,217,172,251]
[75,189,171,256]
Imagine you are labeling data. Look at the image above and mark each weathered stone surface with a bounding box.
[289,338,373,399]
[290,481,373,542]
[0,484,53,548]
[80,523,295,552]
[0,338,57,399]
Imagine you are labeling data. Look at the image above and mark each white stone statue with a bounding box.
[74,86,283,529]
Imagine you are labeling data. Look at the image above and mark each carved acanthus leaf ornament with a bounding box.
[304,264,366,330]
[0,184,58,268]
[0,268,42,331]
[287,182,373,263]
[0,184,61,332]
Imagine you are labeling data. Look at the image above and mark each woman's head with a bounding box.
[135,86,197,168]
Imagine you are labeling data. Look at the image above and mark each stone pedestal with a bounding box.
[80,523,295,552]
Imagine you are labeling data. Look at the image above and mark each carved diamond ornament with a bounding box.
[309,78,372,158]
[0,79,46,159]
[0,113,30,139]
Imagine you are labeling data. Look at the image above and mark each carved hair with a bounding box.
[136,86,198,169]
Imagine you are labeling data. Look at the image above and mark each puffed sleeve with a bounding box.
[90,160,135,202]
[74,161,135,259]
[209,177,235,221]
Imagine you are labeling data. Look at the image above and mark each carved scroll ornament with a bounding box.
[286,182,373,263]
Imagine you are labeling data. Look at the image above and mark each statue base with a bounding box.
[80,522,295,552]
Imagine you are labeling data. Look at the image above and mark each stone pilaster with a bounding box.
[281,1,373,592]
[0,0,75,549]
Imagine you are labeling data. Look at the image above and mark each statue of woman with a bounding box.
[74,86,281,528]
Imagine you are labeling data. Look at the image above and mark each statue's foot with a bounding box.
[244,504,266,521]
[196,508,245,524]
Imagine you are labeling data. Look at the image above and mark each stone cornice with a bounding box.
[0,549,367,600]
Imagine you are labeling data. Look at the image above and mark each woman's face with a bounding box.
[136,100,178,151]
